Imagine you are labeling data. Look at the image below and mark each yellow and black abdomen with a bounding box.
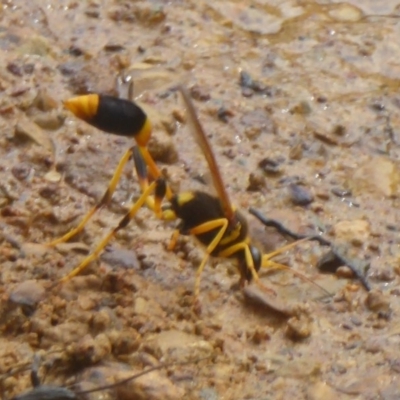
[64,94,152,145]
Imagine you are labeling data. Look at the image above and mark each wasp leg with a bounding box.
[138,146,172,199]
[132,146,175,220]
[262,257,331,296]
[261,237,310,266]
[167,229,180,251]
[187,218,229,308]
[219,242,259,281]
[261,238,331,295]
[219,242,277,296]
[47,147,135,246]
[57,178,166,285]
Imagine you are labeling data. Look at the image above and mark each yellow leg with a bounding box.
[58,179,160,284]
[189,218,229,301]
[47,147,134,246]
[262,257,331,296]
[167,230,180,251]
[219,242,260,282]
[139,146,172,199]
[261,237,310,264]
[133,146,175,220]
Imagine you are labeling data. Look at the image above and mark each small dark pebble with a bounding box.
[370,102,385,112]
[317,251,342,273]
[350,316,362,326]
[190,85,210,101]
[290,101,312,115]
[68,45,85,56]
[39,183,59,200]
[288,183,314,206]
[239,71,272,96]
[104,43,125,52]
[217,107,234,123]
[332,124,346,136]
[369,266,395,282]
[331,187,352,198]
[241,87,254,97]
[247,171,266,192]
[258,157,283,175]
[7,61,23,77]
[11,163,31,181]
[239,71,254,88]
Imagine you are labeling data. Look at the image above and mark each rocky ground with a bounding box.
[0,1,400,399]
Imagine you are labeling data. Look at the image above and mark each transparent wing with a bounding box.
[178,86,235,222]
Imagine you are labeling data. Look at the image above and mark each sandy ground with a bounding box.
[1,1,400,399]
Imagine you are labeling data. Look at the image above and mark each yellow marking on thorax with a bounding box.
[176,192,195,206]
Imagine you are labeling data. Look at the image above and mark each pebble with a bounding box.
[190,84,211,102]
[288,184,314,206]
[32,111,65,130]
[247,170,266,191]
[258,157,283,175]
[101,247,140,270]
[365,289,390,313]
[285,312,312,340]
[9,279,45,310]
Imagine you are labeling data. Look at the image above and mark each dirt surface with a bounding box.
[1,1,400,399]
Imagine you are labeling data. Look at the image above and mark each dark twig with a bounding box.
[249,207,371,291]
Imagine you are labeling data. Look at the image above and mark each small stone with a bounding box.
[101,247,140,270]
[32,111,65,130]
[9,280,45,312]
[258,157,283,175]
[290,101,312,115]
[365,289,390,313]
[11,163,32,181]
[288,184,314,206]
[331,187,352,198]
[190,84,210,102]
[249,326,271,344]
[247,170,266,191]
[285,311,312,340]
[336,266,354,279]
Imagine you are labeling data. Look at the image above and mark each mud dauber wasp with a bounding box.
[47,84,328,308]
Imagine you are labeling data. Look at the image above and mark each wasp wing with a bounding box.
[178,86,235,223]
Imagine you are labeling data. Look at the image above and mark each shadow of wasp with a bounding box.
[47,84,328,310]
